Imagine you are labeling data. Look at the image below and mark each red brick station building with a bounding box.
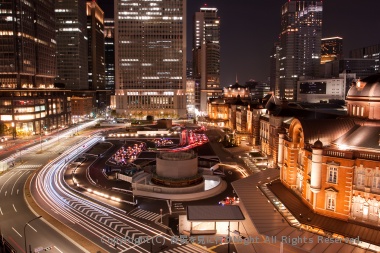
[278,74,380,223]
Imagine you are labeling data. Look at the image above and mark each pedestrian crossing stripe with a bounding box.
[130,209,159,221]
[161,244,209,253]
[17,164,42,169]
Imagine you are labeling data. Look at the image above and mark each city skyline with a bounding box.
[97,0,380,86]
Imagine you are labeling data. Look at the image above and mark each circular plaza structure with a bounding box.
[152,151,203,187]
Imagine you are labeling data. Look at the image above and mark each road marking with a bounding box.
[5,191,7,196]
[0,173,14,193]
[27,223,37,232]
[17,189,19,195]
[0,207,2,215]
[54,246,63,253]
[12,227,22,237]
[13,204,17,212]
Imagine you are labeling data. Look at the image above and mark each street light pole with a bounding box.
[160,209,163,223]
[24,216,42,253]
[11,122,15,140]
[40,133,42,152]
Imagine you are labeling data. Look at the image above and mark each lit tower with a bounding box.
[113,0,187,118]
[104,18,115,93]
[193,6,221,113]
[0,0,56,88]
[86,0,105,91]
[55,0,88,89]
[278,0,323,101]
[321,37,343,64]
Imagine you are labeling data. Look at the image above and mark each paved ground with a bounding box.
[5,128,379,253]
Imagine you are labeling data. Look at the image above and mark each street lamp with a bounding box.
[11,122,15,140]
[160,209,163,223]
[24,216,42,253]
[40,133,42,152]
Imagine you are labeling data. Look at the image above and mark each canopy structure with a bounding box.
[187,205,245,222]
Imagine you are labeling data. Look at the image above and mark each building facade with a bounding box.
[0,0,56,89]
[86,1,105,91]
[350,44,380,72]
[0,0,71,137]
[112,0,187,118]
[193,6,221,113]
[278,0,323,101]
[278,74,380,223]
[297,78,346,103]
[55,0,88,90]
[71,96,94,119]
[0,90,71,137]
[104,18,115,93]
[321,37,343,64]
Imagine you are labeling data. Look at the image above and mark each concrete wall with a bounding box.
[132,175,226,201]
[156,156,198,178]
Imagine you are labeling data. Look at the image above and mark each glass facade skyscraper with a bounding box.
[112,0,187,118]
[86,1,105,91]
[0,0,56,89]
[0,0,70,136]
[277,0,323,101]
[55,0,88,90]
[104,18,115,93]
[193,6,221,112]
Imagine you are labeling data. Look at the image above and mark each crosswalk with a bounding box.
[17,164,42,169]
[162,244,208,253]
[63,197,146,251]
[130,209,160,221]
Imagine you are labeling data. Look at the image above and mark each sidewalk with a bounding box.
[0,135,43,155]
[220,142,377,253]
[268,179,380,248]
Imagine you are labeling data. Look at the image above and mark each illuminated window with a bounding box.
[355,166,365,188]
[326,192,336,211]
[373,176,380,190]
[296,171,303,192]
[327,167,338,184]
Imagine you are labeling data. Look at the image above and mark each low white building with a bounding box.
[297,76,347,103]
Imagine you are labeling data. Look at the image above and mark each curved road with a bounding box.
[0,135,88,253]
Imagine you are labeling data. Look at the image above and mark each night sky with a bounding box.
[97,0,380,87]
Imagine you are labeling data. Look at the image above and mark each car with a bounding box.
[219,197,237,206]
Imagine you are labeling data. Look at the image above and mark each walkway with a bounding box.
[231,169,376,253]
[268,179,380,249]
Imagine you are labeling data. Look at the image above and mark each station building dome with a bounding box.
[346,73,380,120]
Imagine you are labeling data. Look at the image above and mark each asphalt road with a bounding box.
[0,135,87,253]
[0,124,250,253]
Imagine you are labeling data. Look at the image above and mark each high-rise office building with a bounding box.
[277,0,323,101]
[104,18,115,93]
[270,42,280,94]
[112,0,187,118]
[350,44,380,72]
[0,0,71,136]
[86,1,105,91]
[193,6,221,112]
[55,0,88,90]
[0,0,56,89]
[321,37,343,64]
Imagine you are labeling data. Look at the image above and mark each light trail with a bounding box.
[33,134,180,252]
